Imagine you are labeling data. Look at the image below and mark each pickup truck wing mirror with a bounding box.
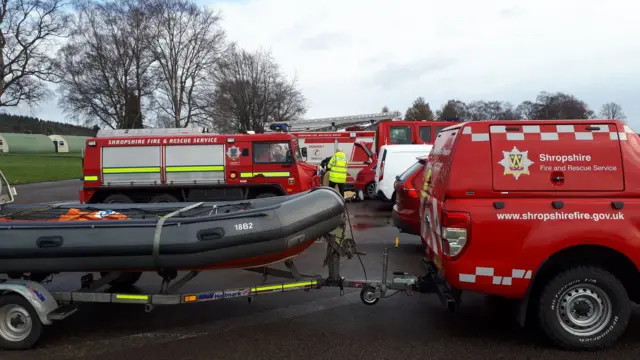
[0,170,17,205]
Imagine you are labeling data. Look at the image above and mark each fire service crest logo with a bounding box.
[498,146,533,180]
[226,146,241,161]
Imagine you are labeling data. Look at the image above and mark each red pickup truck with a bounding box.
[420,119,637,350]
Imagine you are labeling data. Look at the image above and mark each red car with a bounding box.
[354,161,377,199]
[391,155,427,237]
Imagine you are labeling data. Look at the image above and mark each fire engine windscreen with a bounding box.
[253,142,292,163]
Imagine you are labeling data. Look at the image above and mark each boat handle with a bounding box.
[36,236,64,248]
[197,228,225,241]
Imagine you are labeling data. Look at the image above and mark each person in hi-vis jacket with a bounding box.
[327,148,348,195]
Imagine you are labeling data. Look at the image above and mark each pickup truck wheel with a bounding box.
[0,294,43,350]
[100,272,143,287]
[537,266,630,350]
[103,194,133,203]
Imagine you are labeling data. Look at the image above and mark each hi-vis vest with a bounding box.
[328,151,348,184]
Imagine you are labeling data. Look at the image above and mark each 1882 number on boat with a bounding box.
[234,222,253,231]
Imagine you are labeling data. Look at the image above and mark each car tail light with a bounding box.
[440,210,470,259]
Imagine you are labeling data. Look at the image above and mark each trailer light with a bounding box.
[227,138,235,143]
[88,140,96,147]
[184,295,197,302]
[230,171,237,179]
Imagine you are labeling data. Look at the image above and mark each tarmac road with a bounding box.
[12,180,81,204]
[4,184,640,359]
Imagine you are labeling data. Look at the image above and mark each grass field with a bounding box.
[0,153,82,185]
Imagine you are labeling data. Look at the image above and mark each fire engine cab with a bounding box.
[80,129,317,203]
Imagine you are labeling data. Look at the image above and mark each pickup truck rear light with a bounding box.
[440,210,470,259]
[405,188,419,199]
[378,162,384,181]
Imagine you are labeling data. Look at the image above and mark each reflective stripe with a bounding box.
[458,267,533,286]
[240,172,291,178]
[84,175,98,181]
[114,294,149,301]
[166,165,224,172]
[103,167,161,174]
[251,280,318,293]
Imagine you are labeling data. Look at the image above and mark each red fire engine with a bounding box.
[80,129,318,203]
[267,113,459,196]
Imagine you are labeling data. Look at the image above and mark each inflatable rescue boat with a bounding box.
[0,187,345,274]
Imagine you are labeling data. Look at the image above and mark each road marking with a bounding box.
[3,291,362,359]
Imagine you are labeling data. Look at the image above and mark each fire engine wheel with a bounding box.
[103,194,133,203]
[365,182,376,199]
[149,194,179,203]
[537,266,630,350]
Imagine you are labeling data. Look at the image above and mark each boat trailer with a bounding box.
[0,232,457,350]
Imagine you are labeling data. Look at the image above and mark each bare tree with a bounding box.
[599,102,626,121]
[381,105,389,113]
[206,46,307,133]
[465,101,521,120]
[526,91,594,120]
[56,0,156,129]
[146,0,226,128]
[516,100,536,120]
[0,0,71,107]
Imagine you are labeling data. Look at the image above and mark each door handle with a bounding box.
[36,236,64,248]
[551,171,565,183]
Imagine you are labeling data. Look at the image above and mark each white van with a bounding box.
[375,144,433,202]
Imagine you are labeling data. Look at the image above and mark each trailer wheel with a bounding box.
[0,294,43,350]
[360,286,379,305]
[365,182,376,199]
[537,266,630,350]
[100,272,143,287]
[150,194,179,203]
[103,194,133,203]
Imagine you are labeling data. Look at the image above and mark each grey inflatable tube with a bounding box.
[0,186,346,273]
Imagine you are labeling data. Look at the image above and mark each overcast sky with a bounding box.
[13,0,640,130]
